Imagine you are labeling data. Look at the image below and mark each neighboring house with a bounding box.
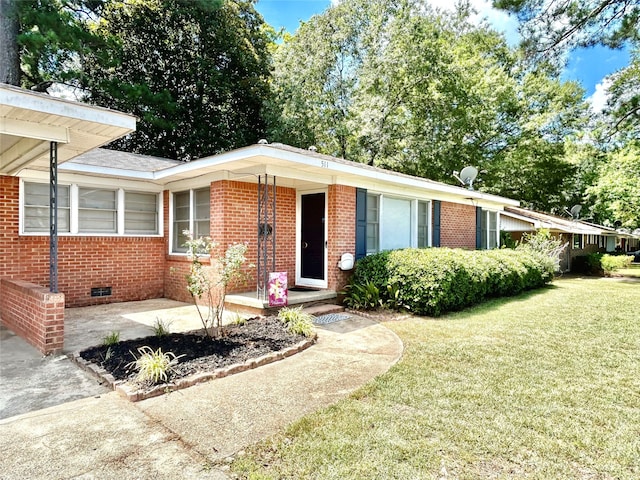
[500,206,638,272]
[1,84,519,353]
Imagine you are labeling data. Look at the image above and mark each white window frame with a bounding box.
[366,193,430,254]
[22,181,71,234]
[481,210,500,250]
[169,186,211,254]
[20,179,162,237]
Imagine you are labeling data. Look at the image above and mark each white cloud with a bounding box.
[588,78,612,113]
[425,0,521,45]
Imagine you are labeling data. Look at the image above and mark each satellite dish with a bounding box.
[570,205,582,219]
[459,166,478,190]
[257,139,269,144]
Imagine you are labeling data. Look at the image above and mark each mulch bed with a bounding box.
[79,316,308,384]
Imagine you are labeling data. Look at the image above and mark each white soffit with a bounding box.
[0,83,136,176]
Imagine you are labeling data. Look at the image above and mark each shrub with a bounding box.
[277,306,315,337]
[601,254,633,273]
[342,281,382,310]
[127,346,183,385]
[344,247,554,316]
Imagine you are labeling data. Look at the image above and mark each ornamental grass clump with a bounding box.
[277,306,315,337]
[127,346,184,385]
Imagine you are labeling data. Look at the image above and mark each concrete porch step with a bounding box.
[303,304,345,316]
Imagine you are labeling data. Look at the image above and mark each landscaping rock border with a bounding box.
[69,334,317,402]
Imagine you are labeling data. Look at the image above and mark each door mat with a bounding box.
[313,313,351,325]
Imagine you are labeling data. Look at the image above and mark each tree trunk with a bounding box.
[0,0,20,85]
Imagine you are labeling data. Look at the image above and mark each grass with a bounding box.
[614,263,640,278]
[232,277,640,479]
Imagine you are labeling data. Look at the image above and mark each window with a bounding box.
[381,197,411,250]
[573,234,583,249]
[172,187,210,253]
[24,182,70,233]
[125,192,158,234]
[417,201,429,248]
[366,194,379,254]
[22,181,160,236]
[365,194,428,254]
[79,187,117,233]
[481,210,498,249]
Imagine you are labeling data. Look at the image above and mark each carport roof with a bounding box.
[0,84,136,176]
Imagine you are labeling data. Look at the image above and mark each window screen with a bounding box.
[417,201,429,248]
[193,187,210,239]
[24,182,70,233]
[78,188,117,233]
[381,197,411,251]
[125,192,158,234]
[366,194,379,254]
[173,191,190,253]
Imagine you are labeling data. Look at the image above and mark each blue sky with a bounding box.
[255,0,630,110]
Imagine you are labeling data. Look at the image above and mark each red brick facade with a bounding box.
[440,201,477,249]
[163,180,297,303]
[327,184,356,291]
[0,176,165,308]
[0,278,64,354]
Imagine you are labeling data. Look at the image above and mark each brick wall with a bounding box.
[163,180,297,302]
[440,201,477,249]
[0,175,165,307]
[0,278,65,354]
[327,185,356,291]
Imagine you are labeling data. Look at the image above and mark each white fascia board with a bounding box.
[1,117,69,143]
[0,84,136,130]
[59,162,157,181]
[155,144,520,207]
[499,210,542,229]
[20,169,164,192]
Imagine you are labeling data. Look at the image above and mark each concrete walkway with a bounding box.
[0,312,403,479]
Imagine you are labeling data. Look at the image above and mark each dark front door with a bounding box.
[301,192,325,281]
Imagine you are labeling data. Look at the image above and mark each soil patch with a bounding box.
[79,316,307,384]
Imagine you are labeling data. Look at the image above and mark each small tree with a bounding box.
[183,230,252,339]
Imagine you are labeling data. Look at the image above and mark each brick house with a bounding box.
[500,206,639,272]
[1,84,520,353]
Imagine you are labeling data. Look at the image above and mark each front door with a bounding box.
[298,191,326,287]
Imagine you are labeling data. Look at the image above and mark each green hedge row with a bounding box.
[349,248,555,316]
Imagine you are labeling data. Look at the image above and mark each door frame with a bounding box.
[296,188,328,288]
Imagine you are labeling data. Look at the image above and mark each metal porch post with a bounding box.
[50,141,58,293]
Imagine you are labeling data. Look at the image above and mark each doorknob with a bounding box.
[302,241,308,249]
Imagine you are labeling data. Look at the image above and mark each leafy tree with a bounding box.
[586,142,640,228]
[268,0,587,212]
[1,0,105,87]
[82,0,271,160]
[494,0,640,139]
[605,48,640,137]
[493,0,640,58]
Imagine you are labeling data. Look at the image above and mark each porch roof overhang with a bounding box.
[0,84,136,175]
[58,142,520,210]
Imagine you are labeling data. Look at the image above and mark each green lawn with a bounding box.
[615,263,640,278]
[233,277,640,479]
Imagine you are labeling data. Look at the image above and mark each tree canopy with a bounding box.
[81,0,271,160]
[267,0,588,213]
[1,0,639,227]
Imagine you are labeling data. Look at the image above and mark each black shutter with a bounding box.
[476,207,483,249]
[355,188,367,259]
[432,200,441,247]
